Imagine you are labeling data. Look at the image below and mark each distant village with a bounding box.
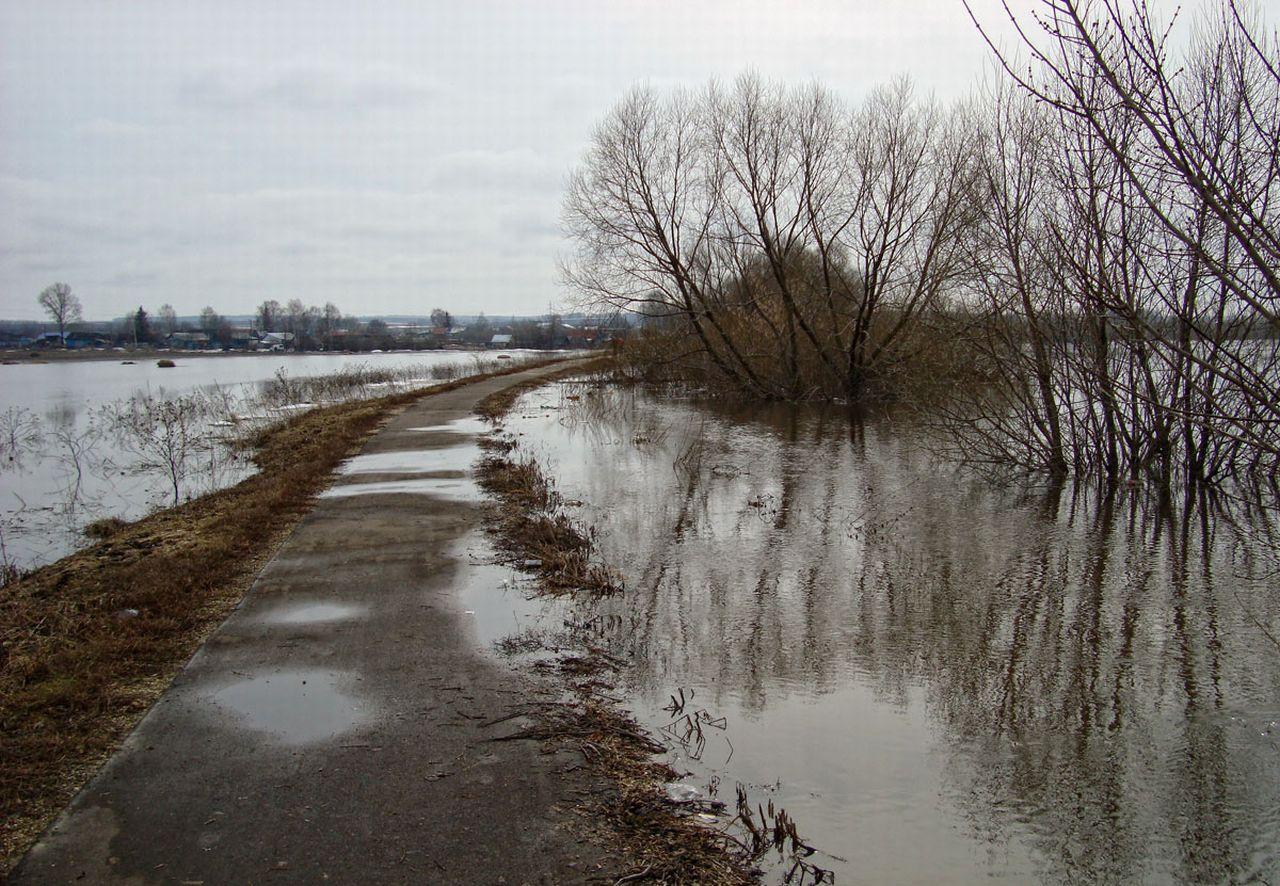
[2,298,629,354]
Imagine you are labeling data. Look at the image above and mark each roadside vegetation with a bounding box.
[0,357,560,873]
[562,0,1279,495]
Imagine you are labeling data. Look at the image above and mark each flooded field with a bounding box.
[0,351,534,570]
[475,382,1280,883]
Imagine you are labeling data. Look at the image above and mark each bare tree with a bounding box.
[37,283,82,345]
[566,12,1278,489]
[157,303,177,337]
[319,302,342,349]
[563,85,771,395]
[966,0,1280,467]
[256,299,282,333]
[285,298,316,349]
[834,79,981,399]
[563,76,980,401]
[199,306,221,338]
[105,392,211,506]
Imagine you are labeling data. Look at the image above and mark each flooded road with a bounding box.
[488,382,1280,883]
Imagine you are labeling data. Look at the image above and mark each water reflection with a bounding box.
[506,384,1280,883]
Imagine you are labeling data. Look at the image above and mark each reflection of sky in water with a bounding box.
[320,477,481,502]
[256,602,365,625]
[336,443,479,475]
[208,668,369,745]
[0,353,526,569]
[497,383,1280,884]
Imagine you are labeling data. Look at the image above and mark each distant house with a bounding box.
[66,332,111,349]
[168,332,210,350]
[489,334,513,348]
[224,328,259,350]
[260,332,295,350]
[34,332,67,347]
[562,326,600,349]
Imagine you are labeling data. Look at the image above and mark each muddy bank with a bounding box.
[0,357,569,874]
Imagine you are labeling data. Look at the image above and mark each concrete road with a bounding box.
[12,360,617,884]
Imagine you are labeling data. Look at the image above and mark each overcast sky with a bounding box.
[0,1,1163,320]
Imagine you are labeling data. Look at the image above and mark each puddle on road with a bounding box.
[257,602,365,625]
[319,477,481,502]
[209,668,369,745]
[336,443,480,476]
[404,417,491,435]
[492,382,1280,884]
[322,437,485,502]
[450,533,575,664]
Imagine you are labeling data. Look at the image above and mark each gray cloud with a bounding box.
[178,65,438,114]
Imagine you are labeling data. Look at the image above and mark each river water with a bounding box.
[0,351,532,570]
[481,381,1280,883]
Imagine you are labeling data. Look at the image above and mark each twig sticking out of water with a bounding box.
[734,785,831,884]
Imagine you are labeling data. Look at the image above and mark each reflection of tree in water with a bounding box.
[42,401,79,433]
[0,407,43,468]
[549,386,1280,882]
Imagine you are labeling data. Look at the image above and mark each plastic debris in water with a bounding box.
[664,782,701,803]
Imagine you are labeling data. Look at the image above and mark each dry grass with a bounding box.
[475,452,622,596]
[495,687,753,886]
[81,517,128,540]
[0,357,563,873]
[475,356,623,597]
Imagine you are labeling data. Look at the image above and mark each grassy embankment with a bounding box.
[473,362,758,885]
[0,357,563,873]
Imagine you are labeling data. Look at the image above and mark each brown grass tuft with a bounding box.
[82,517,129,540]
[475,452,622,596]
[495,689,753,886]
[474,356,611,420]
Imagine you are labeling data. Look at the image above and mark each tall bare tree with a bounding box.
[37,283,82,346]
[966,0,1280,470]
[157,303,177,337]
[256,299,282,333]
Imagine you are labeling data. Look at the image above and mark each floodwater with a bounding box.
[0,351,531,569]
[487,383,1280,884]
[0,350,504,418]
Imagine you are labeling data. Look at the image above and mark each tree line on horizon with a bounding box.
[562,0,1279,492]
[21,286,615,352]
